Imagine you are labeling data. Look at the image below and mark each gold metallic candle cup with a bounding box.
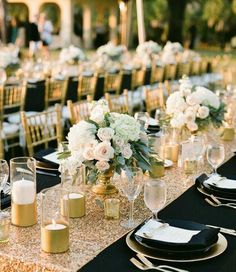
[11,200,37,227]
[61,193,85,218]
[160,144,179,162]
[0,212,10,243]
[220,127,235,141]
[41,221,69,253]
[184,159,197,174]
[149,155,165,178]
[104,199,120,220]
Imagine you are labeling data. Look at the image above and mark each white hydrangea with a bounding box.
[194,86,220,109]
[136,40,162,56]
[111,114,141,142]
[170,112,185,128]
[59,45,86,63]
[166,92,187,115]
[90,99,110,123]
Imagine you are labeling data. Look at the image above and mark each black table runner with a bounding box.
[80,156,236,272]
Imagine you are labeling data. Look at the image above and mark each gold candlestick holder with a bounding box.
[41,188,69,253]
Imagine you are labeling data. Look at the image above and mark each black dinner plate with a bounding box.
[133,219,219,257]
[196,174,236,199]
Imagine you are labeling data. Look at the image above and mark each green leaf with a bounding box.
[117,156,125,165]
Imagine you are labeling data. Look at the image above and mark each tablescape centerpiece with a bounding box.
[58,100,151,195]
[10,157,37,227]
[165,76,225,134]
[41,187,69,253]
[59,45,86,64]
[0,44,19,68]
[96,42,127,61]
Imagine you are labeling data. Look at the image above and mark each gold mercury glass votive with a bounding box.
[41,188,69,253]
[220,127,235,141]
[10,157,37,227]
[184,159,198,175]
[104,198,120,220]
[149,155,165,178]
[160,144,179,162]
[0,212,10,243]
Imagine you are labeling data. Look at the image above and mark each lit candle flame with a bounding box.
[52,219,56,226]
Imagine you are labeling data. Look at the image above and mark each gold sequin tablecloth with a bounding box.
[0,139,235,272]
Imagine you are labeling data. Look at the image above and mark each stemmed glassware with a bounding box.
[0,160,9,212]
[207,144,225,176]
[144,179,166,220]
[119,167,143,229]
[134,112,150,130]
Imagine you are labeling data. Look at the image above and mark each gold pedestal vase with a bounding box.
[92,169,118,195]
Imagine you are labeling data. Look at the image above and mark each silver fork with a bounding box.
[205,196,236,210]
[136,254,189,272]
[130,258,168,272]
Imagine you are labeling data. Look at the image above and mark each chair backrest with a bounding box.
[177,62,191,78]
[0,82,27,121]
[164,64,177,81]
[45,78,68,108]
[21,104,62,156]
[164,80,171,96]
[104,72,122,95]
[77,75,97,101]
[150,65,165,84]
[200,59,208,74]
[145,84,165,115]
[131,69,146,90]
[105,90,129,114]
[190,61,201,76]
[0,123,3,159]
[67,96,92,125]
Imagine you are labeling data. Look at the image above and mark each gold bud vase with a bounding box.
[92,168,118,195]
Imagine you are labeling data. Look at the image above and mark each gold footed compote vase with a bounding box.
[92,168,118,195]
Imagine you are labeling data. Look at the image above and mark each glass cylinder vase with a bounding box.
[41,187,69,253]
[10,157,37,227]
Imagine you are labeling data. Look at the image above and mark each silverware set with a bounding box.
[130,254,189,272]
[205,194,236,210]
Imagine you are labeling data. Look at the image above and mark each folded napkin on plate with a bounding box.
[43,151,60,165]
[204,175,236,189]
[135,219,200,244]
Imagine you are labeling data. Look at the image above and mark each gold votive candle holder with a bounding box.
[104,198,120,220]
[184,159,197,175]
[220,127,235,141]
[61,192,85,218]
[10,157,37,227]
[160,144,179,162]
[0,212,10,243]
[149,155,165,178]
[41,188,69,253]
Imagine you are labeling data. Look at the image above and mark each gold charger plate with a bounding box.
[36,161,58,172]
[197,186,236,203]
[126,231,227,263]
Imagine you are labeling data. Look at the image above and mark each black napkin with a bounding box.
[34,148,59,168]
[1,191,11,209]
[134,219,219,254]
[217,155,236,180]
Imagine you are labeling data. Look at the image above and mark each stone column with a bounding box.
[108,7,118,44]
[60,0,73,46]
[136,0,146,44]
[83,4,92,49]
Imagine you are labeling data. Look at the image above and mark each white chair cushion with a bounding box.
[8,111,38,124]
[62,106,70,119]
[2,122,19,137]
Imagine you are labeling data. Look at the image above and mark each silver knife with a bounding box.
[36,170,57,177]
[207,224,236,236]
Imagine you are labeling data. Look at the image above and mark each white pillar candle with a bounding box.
[45,222,67,231]
[12,179,35,205]
[62,193,85,218]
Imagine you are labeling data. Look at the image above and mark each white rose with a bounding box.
[186,93,200,106]
[90,100,110,123]
[197,106,209,119]
[83,147,94,160]
[95,161,110,171]
[97,127,115,141]
[186,122,198,132]
[121,144,133,159]
[184,111,196,123]
[94,141,114,161]
[170,112,185,128]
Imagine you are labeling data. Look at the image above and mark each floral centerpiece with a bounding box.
[165,76,225,133]
[59,45,86,64]
[0,44,19,68]
[96,42,127,61]
[59,100,150,194]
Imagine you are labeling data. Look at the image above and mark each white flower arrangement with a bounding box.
[163,41,183,54]
[59,45,86,64]
[0,44,19,68]
[166,76,225,132]
[136,40,162,56]
[59,100,150,183]
[96,42,127,61]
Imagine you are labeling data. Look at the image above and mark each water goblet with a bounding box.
[134,112,150,130]
[207,144,225,176]
[119,167,143,229]
[0,160,9,212]
[144,179,166,220]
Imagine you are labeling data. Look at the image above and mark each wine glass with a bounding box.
[0,160,9,212]
[144,179,166,220]
[134,112,150,130]
[207,144,225,176]
[119,167,143,229]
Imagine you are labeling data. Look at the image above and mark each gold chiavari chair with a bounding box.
[191,61,201,76]
[145,84,165,115]
[77,74,97,101]
[67,96,92,125]
[104,72,123,95]
[164,64,177,81]
[21,104,62,156]
[164,80,172,96]
[177,62,191,78]
[0,123,3,159]
[0,82,27,153]
[150,65,165,84]
[45,77,68,109]
[200,59,208,75]
[105,90,129,114]
[131,68,146,90]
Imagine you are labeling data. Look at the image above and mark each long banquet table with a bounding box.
[0,139,235,271]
